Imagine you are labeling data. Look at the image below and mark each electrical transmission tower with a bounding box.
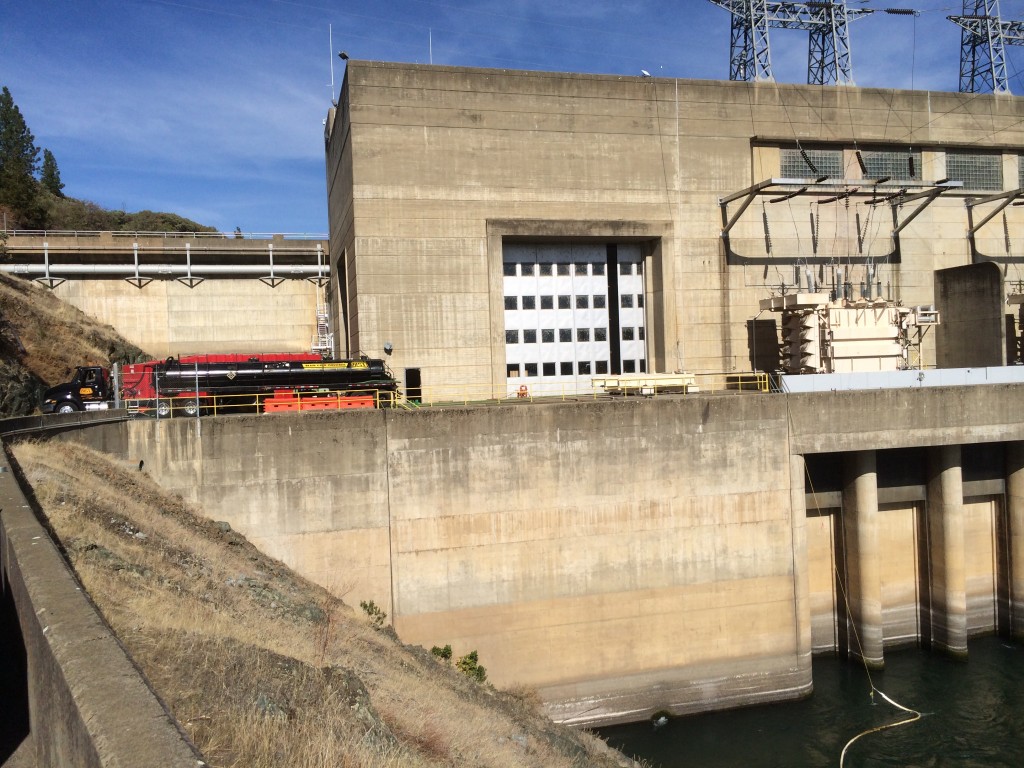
[949,0,1024,94]
[708,1,873,85]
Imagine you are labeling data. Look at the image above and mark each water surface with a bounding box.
[600,637,1024,767]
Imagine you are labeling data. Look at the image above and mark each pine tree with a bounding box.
[40,148,64,197]
[0,86,43,226]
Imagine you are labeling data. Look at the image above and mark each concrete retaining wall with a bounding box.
[44,384,1024,727]
[0,416,201,768]
[103,396,808,725]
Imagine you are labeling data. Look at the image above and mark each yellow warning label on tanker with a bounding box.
[301,361,369,370]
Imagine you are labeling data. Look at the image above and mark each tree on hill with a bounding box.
[0,85,44,228]
[40,148,64,197]
[0,84,217,234]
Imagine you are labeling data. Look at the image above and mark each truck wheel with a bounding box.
[180,399,204,417]
[155,400,172,418]
[56,402,79,414]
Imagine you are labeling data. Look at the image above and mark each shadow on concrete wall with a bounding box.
[747,317,781,373]
[0,575,30,763]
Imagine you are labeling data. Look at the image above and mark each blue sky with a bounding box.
[3,1,1024,234]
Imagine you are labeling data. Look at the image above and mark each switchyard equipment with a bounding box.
[41,352,398,416]
[761,292,939,374]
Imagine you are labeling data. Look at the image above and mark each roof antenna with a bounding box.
[328,23,336,104]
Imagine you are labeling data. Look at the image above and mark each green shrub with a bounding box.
[358,600,387,629]
[455,650,487,683]
[430,644,452,664]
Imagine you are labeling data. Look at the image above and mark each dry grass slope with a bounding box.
[10,439,636,768]
[0,272,145,416]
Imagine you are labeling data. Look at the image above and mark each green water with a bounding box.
[600,636,1024,768]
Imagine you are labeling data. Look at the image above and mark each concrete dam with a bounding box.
[38,383,1024,729]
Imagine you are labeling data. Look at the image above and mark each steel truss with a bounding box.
[708,1,872,85]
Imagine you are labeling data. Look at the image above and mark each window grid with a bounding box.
[946,151,1002,191]
[861,150,921,181]
[781,148,843,179]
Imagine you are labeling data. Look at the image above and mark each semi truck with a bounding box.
[41,352,398,416]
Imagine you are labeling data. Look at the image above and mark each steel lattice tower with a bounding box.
[949,0,1024,94]
[709,1,872,85]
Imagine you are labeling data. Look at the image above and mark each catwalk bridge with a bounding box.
[0,230,334,358]
[0,230,331,288]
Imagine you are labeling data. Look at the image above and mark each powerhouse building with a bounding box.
[324,61,1024,399]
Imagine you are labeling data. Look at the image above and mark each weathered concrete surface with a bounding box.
[56,384,1024,726]
[0,425,202,767]
[926,445,968,657]
[787,385,1024,454]
[1008,442,1024,639]
[842,451,884,668]
[935,263,1005,368]
[384,398,805,725]
[327,63,1024,395]
[111,396,807,725]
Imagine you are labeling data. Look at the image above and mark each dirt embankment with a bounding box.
[0,272,146,417]
[10,440,638,768]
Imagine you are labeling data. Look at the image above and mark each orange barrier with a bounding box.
[262,390,376,412]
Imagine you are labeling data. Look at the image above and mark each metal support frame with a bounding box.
[719,177,963,263]
[124,242,153,289]
[305,242,329,287]
[964,187,1024,261]
[34,242,66,289]
[176,243,205,288]
[260,243,285,287]
[709,0,871,84]
[949,0,1024,94]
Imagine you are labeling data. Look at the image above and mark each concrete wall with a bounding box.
[935,263,1006,368]
[327,63,1024,397]
[105,397,805,725]
[0,416,201,767]
[5,383,1024,733]
[54,278,322,358]
[3,232,329,358]
[78,384,1024,725]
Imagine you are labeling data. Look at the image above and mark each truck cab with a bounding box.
[41,366,112,414]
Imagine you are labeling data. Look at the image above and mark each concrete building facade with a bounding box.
[325,61,1024,399]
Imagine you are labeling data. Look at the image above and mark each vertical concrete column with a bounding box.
[841,450,884,668]
[926,444,968,658]
[1006,442,1024,639]
[790,454,812,675]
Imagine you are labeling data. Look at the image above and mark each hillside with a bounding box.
[0,272,146,417]
[9,440,636,768]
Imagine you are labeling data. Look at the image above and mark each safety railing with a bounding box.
[399,372,772,409]
[117,372,773,418]
[123,387,395,418]
[2,229,327,240]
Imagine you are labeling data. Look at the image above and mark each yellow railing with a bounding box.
[122,372,774,417]
[123,388,394,417]
[401,372,773,408]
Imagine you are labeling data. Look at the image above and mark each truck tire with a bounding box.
[180,399,204,418]
[155,400,172,418]
[56,402,79,414]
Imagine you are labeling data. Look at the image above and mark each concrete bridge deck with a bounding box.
[0,231,334,358]
[0,230,330,283]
